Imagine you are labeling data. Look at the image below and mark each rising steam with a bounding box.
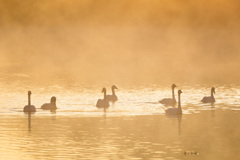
[0,0,240,84]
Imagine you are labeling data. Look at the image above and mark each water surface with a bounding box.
[0,74,240,159]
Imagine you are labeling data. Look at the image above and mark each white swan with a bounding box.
[96,88,110,112]
[23,91,36,112]
[166,90,182,115]
[201,87,215,103]
[106,85,118,102]
[41,96,57,110]
[159,84,177,105]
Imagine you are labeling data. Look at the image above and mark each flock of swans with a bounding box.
[23,84,216,115]
[159,84,215,115]
[23,91,57,112]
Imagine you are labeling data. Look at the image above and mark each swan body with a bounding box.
[41,96,57,110]
[23,105,36,112]
[201,87,215,103]
[23,91,36,112]
[106,85,118,102]
[159,98,176,105]
[96,99,109,108]
[96,88,110,112]
[159,84,177,105]
[166,90,182,115]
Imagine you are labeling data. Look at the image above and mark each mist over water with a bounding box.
[0,0,240,84]
[1,2,240,159]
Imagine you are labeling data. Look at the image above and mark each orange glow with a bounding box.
[0,0,239,84]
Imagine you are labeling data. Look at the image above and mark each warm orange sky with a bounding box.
[0,0,240,83]
[1,0,240,27]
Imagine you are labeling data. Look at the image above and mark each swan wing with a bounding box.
[201,96,215,103]
[41,103,57,110]
[96,99,110,108]
[159,98,176,105]
[106,95,113,100]
[106,95,118,101]
[23,105,36,112]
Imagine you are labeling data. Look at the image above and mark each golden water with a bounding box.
[0,74,240,159]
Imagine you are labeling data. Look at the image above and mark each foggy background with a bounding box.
[1,0,240,84]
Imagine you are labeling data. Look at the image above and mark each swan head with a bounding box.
[178,90,183,95]
[28,91,32,95]
[211,87,215,94]
[112,85,118,89]
[172,84,177,88]
[51,96,57,104]
[102,88,107,93]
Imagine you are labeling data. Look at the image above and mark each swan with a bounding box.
[23,91,36,112]
[96,88,110,112]
[41,96,57,110]
[201,87,215,103]
[106,85,118,102]
[166,90,182,115]
[159,84,177,105]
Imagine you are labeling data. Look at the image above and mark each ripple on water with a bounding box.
[0,81,240,159]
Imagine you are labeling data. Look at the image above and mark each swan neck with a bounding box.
[28,94,31,106]
[103,90,107,99]
[211,90,214,98]
[112,87,115,95]
[178,93,181,110]
[211,91,215,101]
[172,87,175,101]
